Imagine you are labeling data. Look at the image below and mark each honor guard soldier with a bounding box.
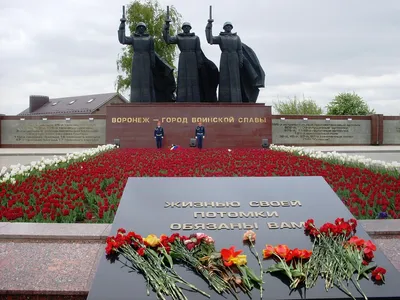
[154,121,164,149]
[195,122,206,149]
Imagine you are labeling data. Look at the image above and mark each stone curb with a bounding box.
[0,220,399,240]
[0,153,71,156]
[319,150,400,153]
[0,223,112,240]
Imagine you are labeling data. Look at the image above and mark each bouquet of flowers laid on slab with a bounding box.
[106,229,210,300]
[105,219,387,300]
[262,244,312,290]
[304,218,386,299]
[106,230,263,299]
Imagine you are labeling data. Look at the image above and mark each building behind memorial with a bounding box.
[18,92,128,116]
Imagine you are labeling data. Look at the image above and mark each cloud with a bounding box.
[0,0,399,116]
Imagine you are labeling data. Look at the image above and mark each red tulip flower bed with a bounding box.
[0,148,399,223]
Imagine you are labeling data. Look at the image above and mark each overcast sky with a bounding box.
[1,0,399,115]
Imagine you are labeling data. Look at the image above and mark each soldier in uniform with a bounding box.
[195,122,206,149]
[154,122,164,149]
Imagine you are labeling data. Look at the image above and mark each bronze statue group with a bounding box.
[118,5,265,104]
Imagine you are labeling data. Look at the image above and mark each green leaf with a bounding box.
[291,269,305,278]
[163,251,174,268]
[246,266,263,283]
[266,262,286,273]
[360,263,376,275]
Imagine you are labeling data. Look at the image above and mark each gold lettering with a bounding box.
[267,211,279,218]
[218,223,230,230]
[267,222,279,229]
[266,221,306,229]
[228,117,235,123]
[239,212,254,218]
[170,223,181,230]
[194,223,206,230]
[205,212,217,218]
[238,117,243,123]
[227,212,239,218]
[194,212,205,218]
[250,201,302,207]
[182,223,193,230]
[280,222,291,229]
[206,223,217,230]
[112,118,116,123]
[230,223,243,230]
[291,222,305,229]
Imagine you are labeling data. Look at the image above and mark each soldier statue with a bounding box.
[154,121,164,149]
[205,6,266,103]
[195,122,206,149]
[118,6,176,103]
[163,7,219,102]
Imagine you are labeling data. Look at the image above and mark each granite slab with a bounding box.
[88,177,400,300]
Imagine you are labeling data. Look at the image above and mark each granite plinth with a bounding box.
[88,177,400,300]
[0,240,102,295]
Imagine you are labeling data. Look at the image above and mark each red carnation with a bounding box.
[371,267,386,282]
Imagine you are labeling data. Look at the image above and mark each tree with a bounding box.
[326,92,375,115]
[115,0,182,93]
[272,95,324,115]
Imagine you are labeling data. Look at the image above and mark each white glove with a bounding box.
[162,137,164,138]
[195,136,197,139]
[203,136,205,139]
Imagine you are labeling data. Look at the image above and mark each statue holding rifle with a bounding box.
[205,6,266,103]
[118,6,176,102]
[163,6,218,102]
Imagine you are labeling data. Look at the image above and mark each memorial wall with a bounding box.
[0,116,106,147]
[383,118,400,145]
[272,118,371,145]
[0,114,399,147]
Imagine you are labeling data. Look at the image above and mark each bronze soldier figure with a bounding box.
[118,6,176,102]
[163,6,219,102]
[205,6,265,103]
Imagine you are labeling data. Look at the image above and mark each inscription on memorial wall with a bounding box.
[166,200,305,231]
[383,120,400,144]
[272,119,371,144]
[111,116,268,124]
[1,119,106,144]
